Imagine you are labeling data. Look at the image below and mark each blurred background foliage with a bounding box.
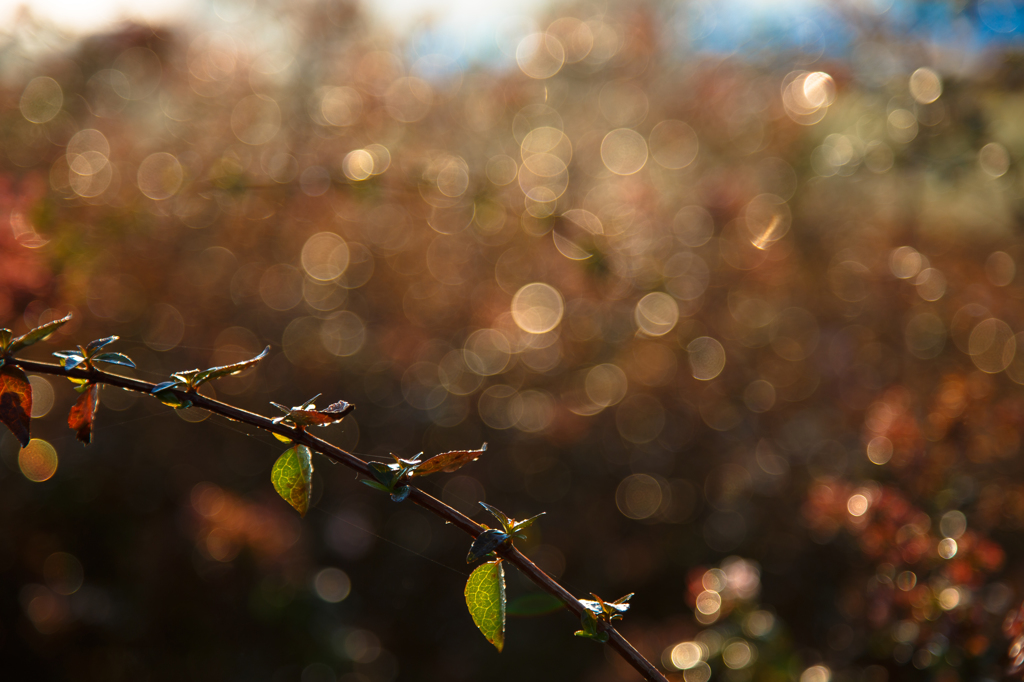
[4,0,1024,680]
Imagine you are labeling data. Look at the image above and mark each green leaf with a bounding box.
[92,352,136,368]
[0,329,11,353]
[361,479,391,493]
[368,461,397,487]
[579,593,633,621]
[84,335,118,355]
[506,593,565,617]
[192,346,270,388]
[153,389,192,410]
[467,528,509,563]
[479,501,511,531]
[8,314,72,355]
[0,364,32,447]
[390,485,411,502]
[271,444,313,517]
[574,610,608,642]
[465,560,506,652]
[152,380,186,394]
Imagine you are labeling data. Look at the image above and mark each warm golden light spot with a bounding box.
[343,149,375,181]
[847,493,869,517]
[301,232,350,282]
[314,567,351,603]
[938,538,958,559]
[745,194,790,250]
[615,474,662,520]
[19,439,58,482]
[601,128,648,175]
[888,108,918,143]
[722,639,755,669]
[940,510,967,539]
[866,436,893,465]
[516,32,565,79]
[968,317,1014,373]
[979,142,1010,178]
[585,363,628,407]
[801,666,831,682]
[635,292,679,336]
[896,570,917,591]
[28,376,54,418]
[512,283,564,334]
[695,589,722,615]
[687,336,726,381]
[938,587,961,610]
[890,246,923,279]
[670,641,704,670]
[320,86,362,126]
[137,152,183,200]
[909,67,942,104]
[20,76,63,123]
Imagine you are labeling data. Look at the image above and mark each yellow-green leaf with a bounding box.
[465,559,505,652]
[271,444,313,517]
[8,314,72,355]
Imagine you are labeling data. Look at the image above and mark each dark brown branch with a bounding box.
[11,357,669,682]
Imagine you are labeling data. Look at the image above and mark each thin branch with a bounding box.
[11,357,669,682]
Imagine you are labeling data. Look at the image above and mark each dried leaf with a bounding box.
[0,364,32,447]
[413,443,487,477]
[8,314,72,355]
[68,384,100,444]
[465,560,506,652]
[273,398,354,428]
[271,444,313,517]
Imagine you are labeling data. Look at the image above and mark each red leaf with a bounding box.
[413,443,487,477]
[0,364,32,447]
[68,384,100,444]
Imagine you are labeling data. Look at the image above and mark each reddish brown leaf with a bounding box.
[289,400,354,427]
[68,384,100,445]
[0,364,32,447]
[413,443,487,477]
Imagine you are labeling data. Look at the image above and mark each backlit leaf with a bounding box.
[273,398,354,428]
[0,329,11,353]
[192,346,270,388]
[68,384,100,444]
[413,443,487,477]
[54,352,86,371]
[467,528,508,563]
[84,335,118,354]
[153,389,192,410]
[465,560,506,652]
[0,364,32,447]
[8,314,72,355]
[271,444,313,517]
[92,352,136,368]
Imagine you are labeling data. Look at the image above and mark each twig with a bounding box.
[12,357,669,682]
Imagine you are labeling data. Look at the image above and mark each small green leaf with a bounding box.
[361,479,391,493]
[191,346,269,388]
[8,314,72,355]
[368,461,397,487]
[152,380,185,394]
[92,352,136,368]
[574,610,608,642]
[506,593,565,617]
[390,486,411,502]
[479,501,511,532]
[153,389,192,410]
[467,528,509,563]
[0,329,11,353]
[465,560,506,652]
[271,444,313,517]
[509,512,545,537]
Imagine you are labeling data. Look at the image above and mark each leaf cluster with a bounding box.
[361,444,487,503]
[575,593,634,642]
[151,346,269,408]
